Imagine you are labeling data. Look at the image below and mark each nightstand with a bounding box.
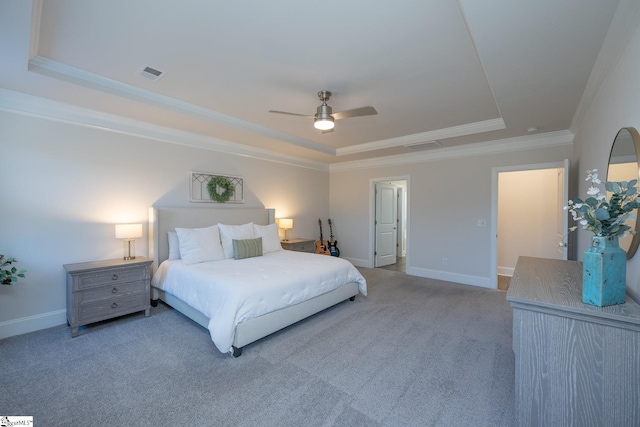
[64,257,153,337]
[281,238,315,253]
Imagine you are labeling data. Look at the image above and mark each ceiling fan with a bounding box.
[269,90,377,132]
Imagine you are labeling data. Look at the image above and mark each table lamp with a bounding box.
[279,218,293,241]
[115,223,143,260]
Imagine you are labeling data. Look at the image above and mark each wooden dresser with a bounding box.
[507,256,640,427]
[64,257,152,337]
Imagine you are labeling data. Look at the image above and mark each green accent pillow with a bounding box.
[233,237,263,260]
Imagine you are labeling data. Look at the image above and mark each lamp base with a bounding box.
[123,239,136,260]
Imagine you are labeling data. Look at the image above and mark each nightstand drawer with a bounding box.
[77,280,148,304]
[292,242,315,252]
[76,293,148,324]
[76,266,148,290]
[281,238,315,253]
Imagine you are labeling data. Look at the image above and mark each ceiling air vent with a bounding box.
[404,140,441,151]
[135,64,166,82]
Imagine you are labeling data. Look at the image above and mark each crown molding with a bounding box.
[330,130,573,172]
[336,117,505,156]
[0,87,574,174]
[0,88,329,172]
[0,88,573,172]
[27,55,337,156]
[26,56,509,159]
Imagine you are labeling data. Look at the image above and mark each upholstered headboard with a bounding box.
[149,207,275,272]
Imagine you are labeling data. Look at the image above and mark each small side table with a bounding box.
[281,238,315,253]
[64,257,152,337]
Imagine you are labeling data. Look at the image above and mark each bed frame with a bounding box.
[149,207,359,357]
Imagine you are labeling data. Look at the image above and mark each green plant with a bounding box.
[207,176,235,203]
[566,169,640,237]
[1,255,26,285]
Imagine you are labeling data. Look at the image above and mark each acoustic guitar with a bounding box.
[315,219,331,255]
[328,218,340,257]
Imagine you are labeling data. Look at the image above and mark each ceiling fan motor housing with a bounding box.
[315,90,333,125]
[316,103,333,120]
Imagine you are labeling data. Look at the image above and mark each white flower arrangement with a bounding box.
[566,169,640,237]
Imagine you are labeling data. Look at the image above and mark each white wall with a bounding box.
[330,143,572,287]
[0,110,329,337]
[571,6,640,301]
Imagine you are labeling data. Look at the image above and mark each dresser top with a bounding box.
[507,256,640,327]
[281,238,314,244]
[64,257,152,273]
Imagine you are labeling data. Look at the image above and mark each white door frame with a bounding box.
[369,175,411,268]
[397,186,406,256]
[490,160,569,288]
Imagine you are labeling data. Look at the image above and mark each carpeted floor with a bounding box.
[0,267,515,426]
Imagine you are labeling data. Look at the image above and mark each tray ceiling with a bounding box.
[0,0,621,165]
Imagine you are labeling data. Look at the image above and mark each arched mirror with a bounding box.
[607,127,640,259]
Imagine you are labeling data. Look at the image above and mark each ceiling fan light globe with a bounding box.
[314,117,334,130]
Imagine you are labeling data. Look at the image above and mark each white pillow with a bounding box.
[175,225,225,265]
[253,223,282,253]
[167,231,181,260]
[218,223,255,259]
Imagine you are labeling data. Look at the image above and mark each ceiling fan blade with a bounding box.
[268,110,313,118]
[332,106,377,120]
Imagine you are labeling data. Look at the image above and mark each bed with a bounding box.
[149,207,367,356]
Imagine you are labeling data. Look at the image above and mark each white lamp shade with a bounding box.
[115,223,143,239]
[279,218,293,230]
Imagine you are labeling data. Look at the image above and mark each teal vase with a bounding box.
[582,236,626,307]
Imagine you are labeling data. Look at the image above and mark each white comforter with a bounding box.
[152,250,367,353]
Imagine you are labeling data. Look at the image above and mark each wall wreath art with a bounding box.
[190,171,244,203]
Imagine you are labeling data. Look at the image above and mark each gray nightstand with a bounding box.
[64,257,152,337]
[281,238,315,253]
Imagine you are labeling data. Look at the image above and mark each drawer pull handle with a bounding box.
[112,274,118,280]
[111,302,118,309]
[112,287,118,294]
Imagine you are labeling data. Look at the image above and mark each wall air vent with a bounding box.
[135,64,166,82]
[404,140,441,151]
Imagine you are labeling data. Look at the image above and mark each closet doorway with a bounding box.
[371,177,409,271]
[490,160,569,289]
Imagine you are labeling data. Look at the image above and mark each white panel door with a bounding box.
[375,182,398,267]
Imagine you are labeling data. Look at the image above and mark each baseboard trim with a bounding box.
[0,309,67,340]
[498,266,515,277]
[406,267,495,289]
[345,257,372,268]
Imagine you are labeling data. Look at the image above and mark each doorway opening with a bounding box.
[371,177,409,272]
[490,160,570,290]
